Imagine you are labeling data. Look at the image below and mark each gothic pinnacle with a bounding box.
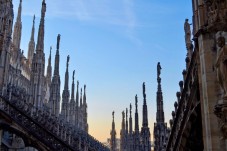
[17,0,22,22]
[54,34,60,76]
[48,46,52,65]
[27,14,35,66]
[71,70,75,100]
[12,0,22,49]
[143,82,146,104]
[64,55,70,90]
[83,85,86,105]
[57,34,60,51]
[112,111,115,129]
[156,62,165,123]
[135,94,138,112]
[112,111,115,121]
[46,46,52,85]
[130,104,132,118]
[129,103,132,134]
[135,94,139,132]
[126,108,128,134]
[31,15,35,41]
[142,82,148,127]
[76,81,79,107]
[36,0,46,51]
[80,88,83,106]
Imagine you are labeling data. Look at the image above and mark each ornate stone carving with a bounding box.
[214,35,227,139]
[216,36,227,99]
[214,104,227,139]
[205,0,227,31]
[184,19,192,45]
[0,95,109,151]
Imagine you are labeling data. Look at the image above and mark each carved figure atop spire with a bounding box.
[57,34,61,50]
[41,0,46,18]
[157,62,162,78]
[80,88,83,106]
[184,18,192,45]
[110,110,117,151]
[54,34,60,76]
[135,94,139,132]
[73,70,75,81]
[67,55,70,69]
[71,70,75,100]
[112,111,115,120]
[143,82,146,100]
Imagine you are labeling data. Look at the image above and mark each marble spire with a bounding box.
[49,34,61,116]
[156,62,165,123]
[36,0,46,52]
[12,0,22,50]
[61,55,70,121]
[110,111,117,151]
[27,15,35,67]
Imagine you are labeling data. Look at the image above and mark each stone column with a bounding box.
[197,33,223,151]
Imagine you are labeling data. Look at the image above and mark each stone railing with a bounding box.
[166,48,200,151]
[0,95,109,151]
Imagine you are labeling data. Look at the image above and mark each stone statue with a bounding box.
[57,34,61,50]
[67,55,70,68]
[112,111,114,119]
[143,82,145,94]
[73,70,75,80]
[216,36,227,99]
[143,82,146,98]
[157,62,162,78]
[130,104,132,113]
[184,19,191,44]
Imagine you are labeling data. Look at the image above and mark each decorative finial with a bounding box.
[81,88,82,95]
[126,108,128,118]
[57,34,61,50]
[77,81,79,88]
[84,85,86,92]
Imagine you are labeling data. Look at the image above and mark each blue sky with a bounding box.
[13,0,192,142]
